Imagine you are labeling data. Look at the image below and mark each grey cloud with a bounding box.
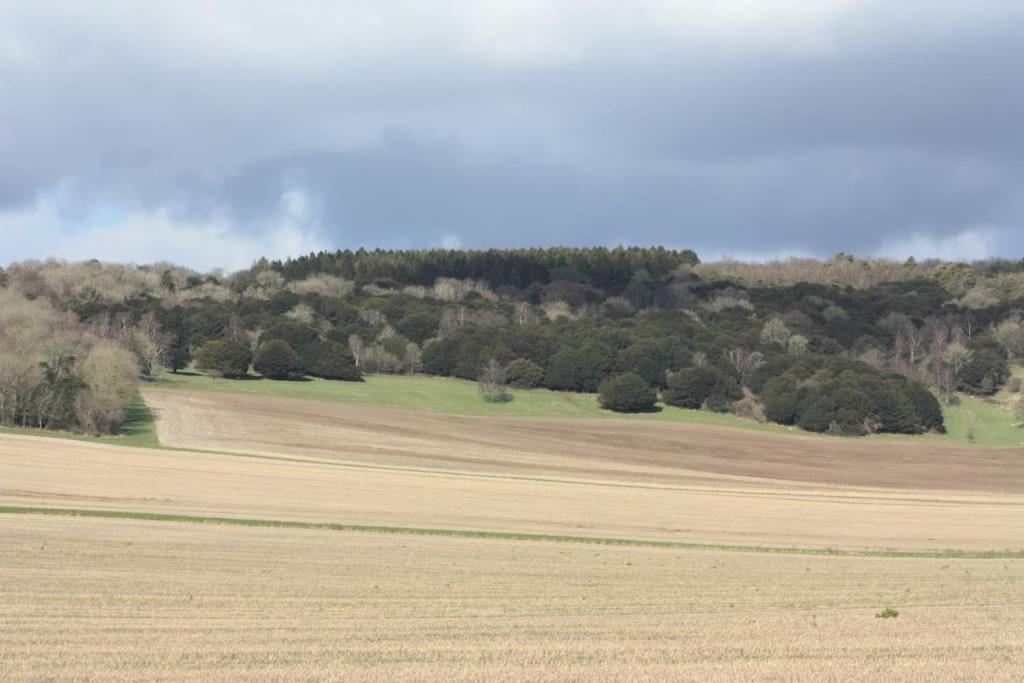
[2,1,1024,265]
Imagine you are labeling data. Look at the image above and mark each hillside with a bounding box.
[4,250,1024,443]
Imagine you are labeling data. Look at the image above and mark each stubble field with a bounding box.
[2,385,1023,680]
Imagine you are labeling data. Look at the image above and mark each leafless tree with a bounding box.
[513,302,540,325]
[856,348,888,371]
[359,309,387,326]
[962,312,978,339]
[348,334,364,367]
[786,334,809,355]
[477,359,509,403]
[760,317,791,348]
[993,317,1024,359]
[224,313,247,344]
[723,348,765,386]
[403,343,422,375]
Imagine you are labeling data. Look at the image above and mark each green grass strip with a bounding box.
[2,506,1021,559]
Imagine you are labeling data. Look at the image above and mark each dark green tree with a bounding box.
[195,340,252,378]
[309,341,362,381]
[544,342,614,392]
[505,358,544,388]
[165,334,191,373]
[254,340,304,380]
[662,367,722,409]
[598,373,657,412]
[615,340,673,387]
[904,381,945,432]
[956,346,1009,395]
[761,377,798,424]
[422,338,459,376]
[798,396,836,432]
[394,311,440,344]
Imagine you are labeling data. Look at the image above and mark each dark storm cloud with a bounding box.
[2,1,1024,267]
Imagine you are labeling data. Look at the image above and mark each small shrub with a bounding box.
[875,607,899,619]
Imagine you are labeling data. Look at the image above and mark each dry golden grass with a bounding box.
[3,515,1023,681]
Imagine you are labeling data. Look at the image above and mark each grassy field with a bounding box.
[156,369,1024,447]
[937,394,1024,447]
[3,514,1022,681]
[156,370,792,430]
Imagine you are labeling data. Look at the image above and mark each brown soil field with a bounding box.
[2,431,1023,551]
[142,388,1024,492]
[3,515,1023,681]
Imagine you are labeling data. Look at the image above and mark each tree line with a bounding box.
[4,248,1024,437]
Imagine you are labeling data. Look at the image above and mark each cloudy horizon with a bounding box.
[3,1,1024,270]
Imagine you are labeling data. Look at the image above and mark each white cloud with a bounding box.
[698,246,818,263]
[1,190,327,271]
[873,227,1009,262]
[440,233,463,249]
[457,0,861,64]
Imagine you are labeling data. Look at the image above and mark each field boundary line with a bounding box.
[3,505,1022,559]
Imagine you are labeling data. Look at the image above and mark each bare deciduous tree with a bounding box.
[477,359,509,403]
[403,343,422,375]
[993,317,1024,359]
[513,302,540,325]
[348,335,365,367]
[760,318,791,348]
[723,348,765,386]
[786,334,809,355]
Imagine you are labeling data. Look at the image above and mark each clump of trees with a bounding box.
[754,355,943,436]
[663,367,741,412]
[0,289,139,435]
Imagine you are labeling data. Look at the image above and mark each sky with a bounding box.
[2,1,1024,271]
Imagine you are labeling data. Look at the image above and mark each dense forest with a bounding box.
[3,248,1024,437]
